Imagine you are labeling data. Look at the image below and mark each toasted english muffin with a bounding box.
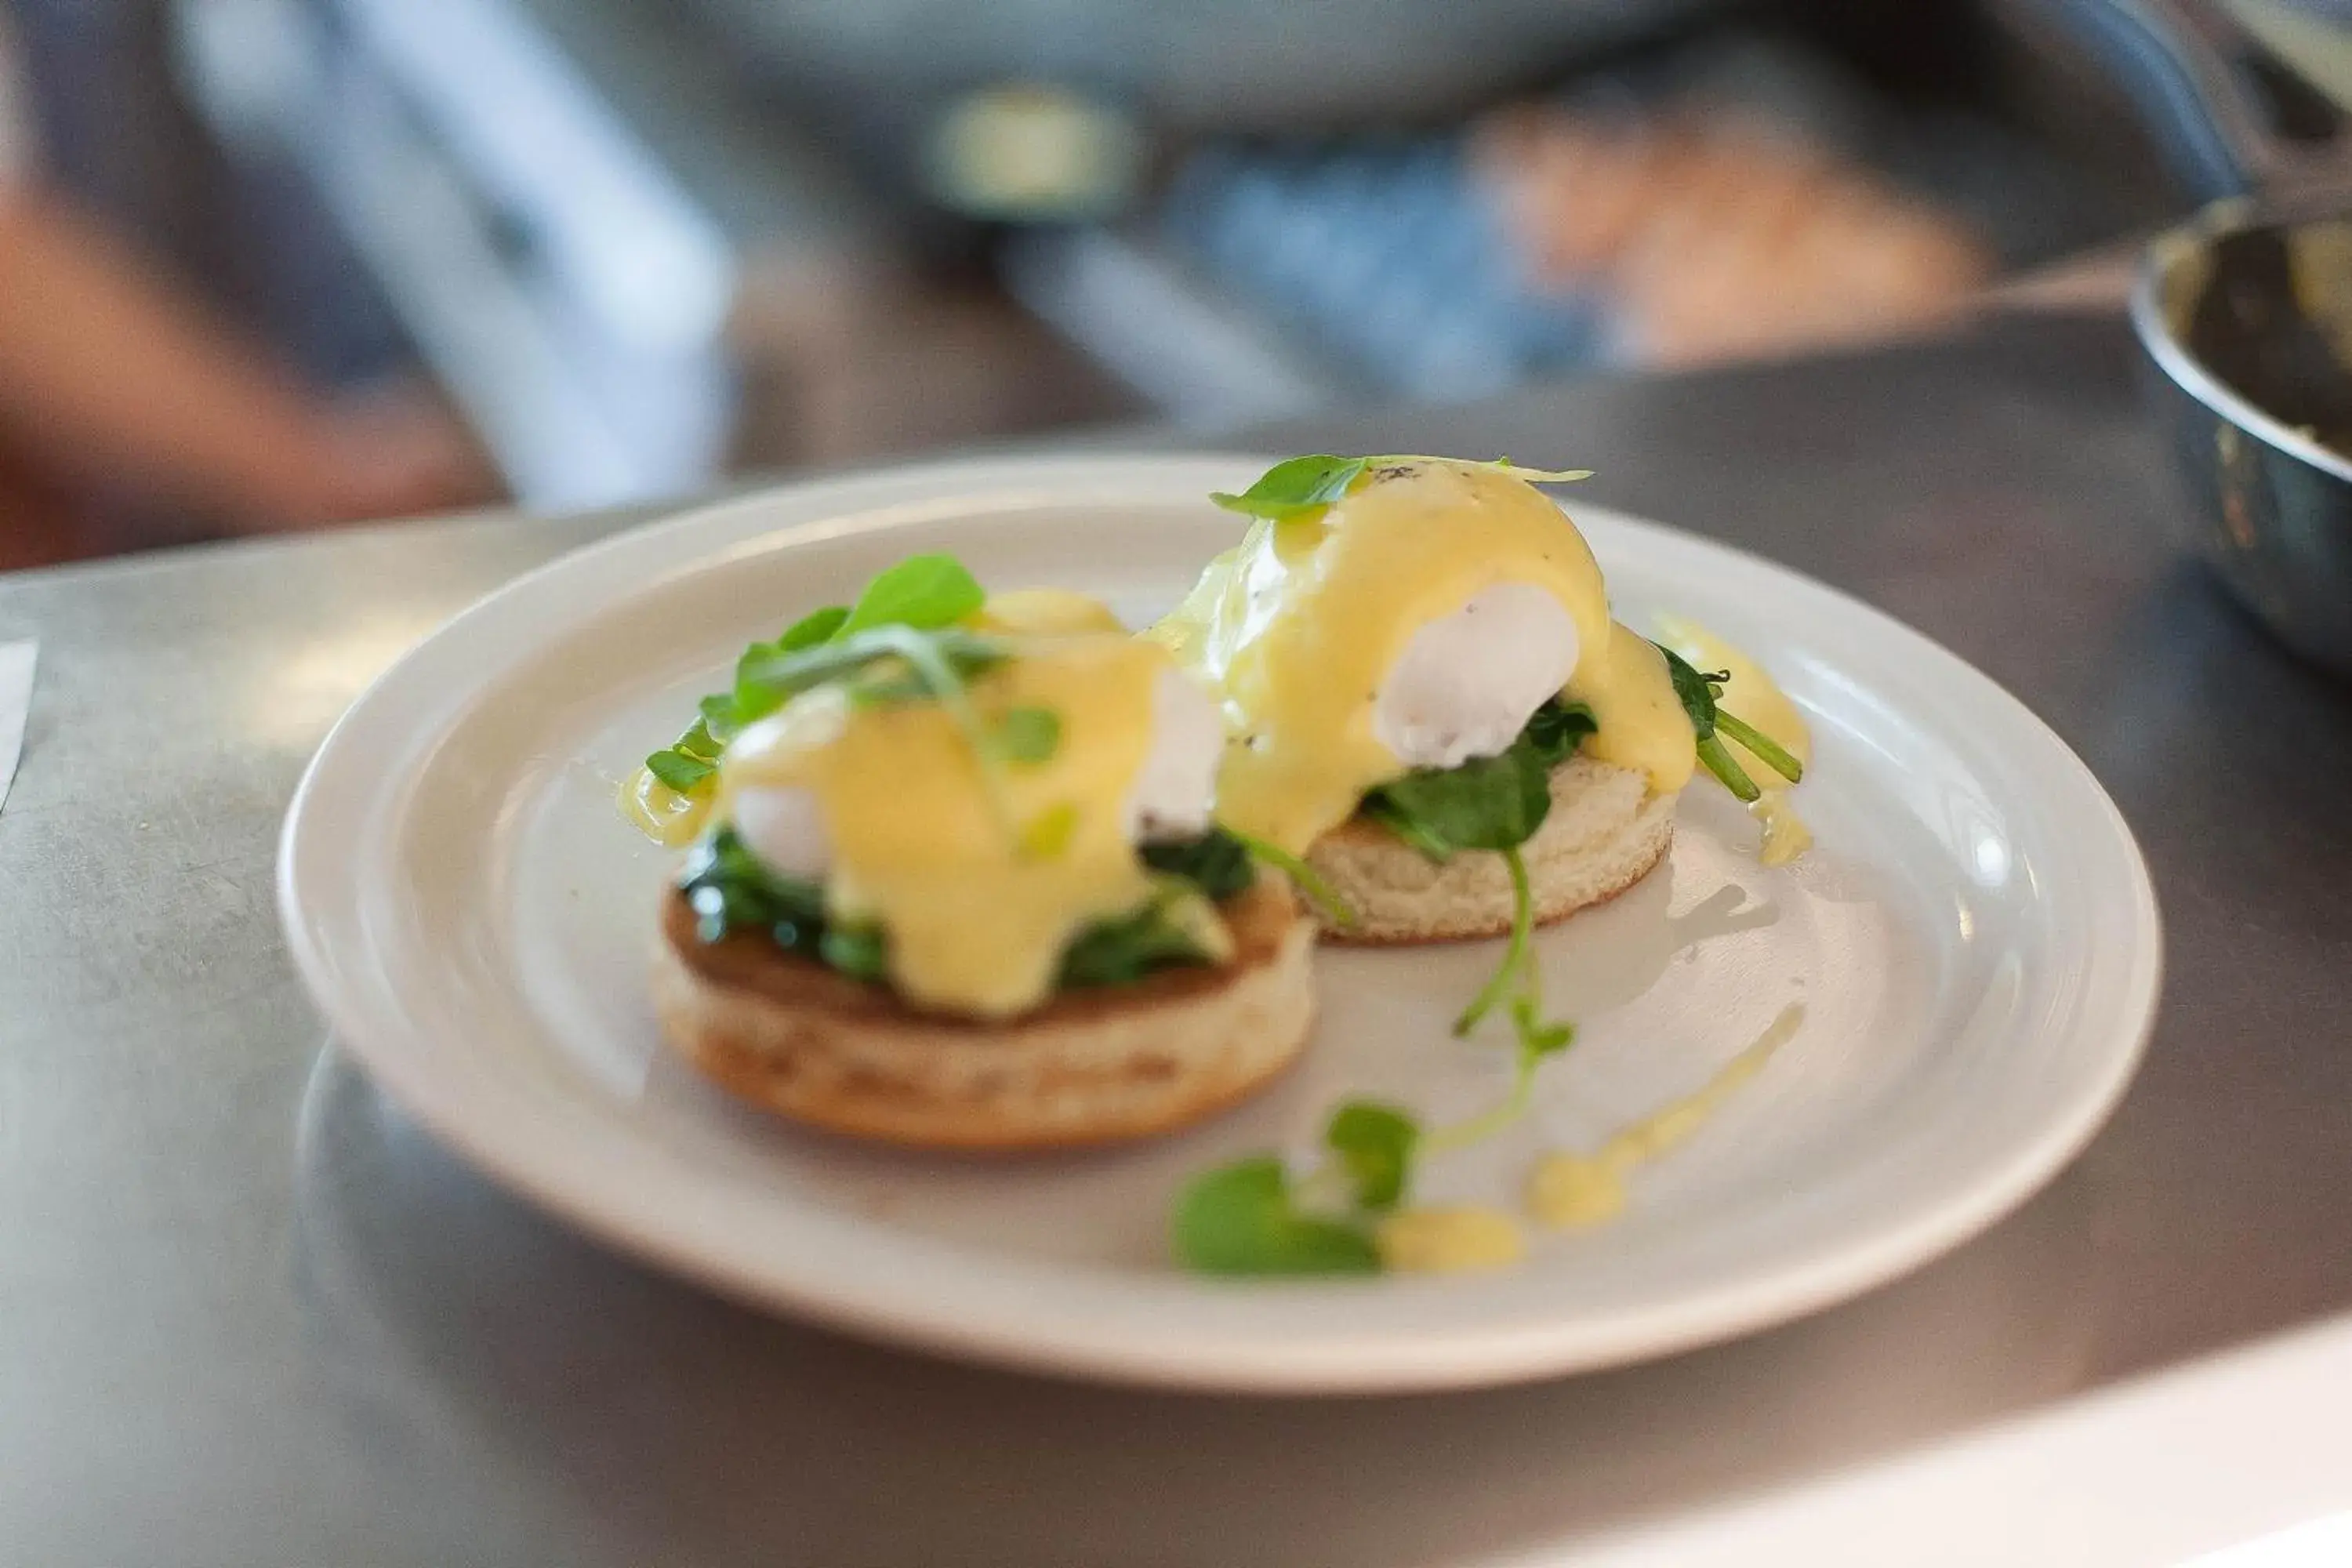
[652,880,1314,1150]
[1307,756,1675,944]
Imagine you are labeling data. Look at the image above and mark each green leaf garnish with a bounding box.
[676,827,887,981]
[775,603,852,653]
[1519,698,1599,767]
[1055,886,1214,988]
[1657,643,1723,739]
[817,924,890,982]
[1166,826,1581,1273]
[1207,455,1593,523]
[716,607,856,737]
[1208,455,1369,521]
[1326,1101,1420,1211]
[995,705,1062,764]
[1139,826,1256,903]
[649,557,997,789]
[1362,749,1550,861]
[731,624,1003,701]
[644,718,725,792]
[695,691,741,737]
[644,749,717,791]
[1359,698,1593,862]
[1171,1156,1382,1276]
[1054,837,1258,989]
[835,553,986,640]
[1511,993,1576,1064]
[640,557,995,794]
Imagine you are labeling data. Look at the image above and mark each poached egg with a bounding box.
[731,662,1223,880]
[712,615,1229,1018]
[1153,459,1696,853]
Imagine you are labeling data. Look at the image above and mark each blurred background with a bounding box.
[0,0,2291,568]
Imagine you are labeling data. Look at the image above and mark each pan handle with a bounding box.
[2027,0,2301,202]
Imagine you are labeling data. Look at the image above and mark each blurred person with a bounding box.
[0,10,491,570]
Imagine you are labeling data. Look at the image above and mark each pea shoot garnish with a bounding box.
[644,552,988,783]
[1173,699,1593,1276]
[1656,642,1804,803]
[1359,693,1589,1066]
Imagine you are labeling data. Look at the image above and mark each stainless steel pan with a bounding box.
[2053,0,2352,670]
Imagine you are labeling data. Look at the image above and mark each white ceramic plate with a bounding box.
[278,454,2160,1393]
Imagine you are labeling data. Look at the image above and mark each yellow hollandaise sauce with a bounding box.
[715,631,1189,1019]
[1375,1205,1528,1274]
[621,768,715,848]
[1152,459,1695,854]
[967,586,1130,637]
[1530,1003,1806,1229]
[1654,616,1814,866]
[619,590,1135,852]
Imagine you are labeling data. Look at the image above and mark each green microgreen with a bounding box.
[1221,826,1356,928]
[1350,700,1590,1069]
[1171,1156,1385,1277]
[1325,1101,1419,1212]
[1171,1097,1425,1275]
[1054,880,1215,988]
[1207,455,1369,521]
[816,924,890,982]
[1359,699,1594,864]
[1207,455,1593,522]
[833,552,987,641]
[675,827,887,982]
[1139,826,1255,903]
[1454,842,1537,1036]
[642,554,986,786]
[995,705,1062,764]
[644,719,723,791]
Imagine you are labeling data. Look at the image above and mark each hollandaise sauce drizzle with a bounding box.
[1376,1206,1527,1274]
[1530,1002,1806,1229]
[1356,1000,1806,1272]
[620,768,715,848]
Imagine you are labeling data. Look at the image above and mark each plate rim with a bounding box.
[278,451,2164,1392]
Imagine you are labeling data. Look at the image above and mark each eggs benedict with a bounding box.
[1155,455,1732,946]
[637,554,1314,1149]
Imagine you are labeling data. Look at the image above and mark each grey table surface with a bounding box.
[5,314,2350,1568]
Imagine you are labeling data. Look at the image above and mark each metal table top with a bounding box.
[5,314,2350,1567]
